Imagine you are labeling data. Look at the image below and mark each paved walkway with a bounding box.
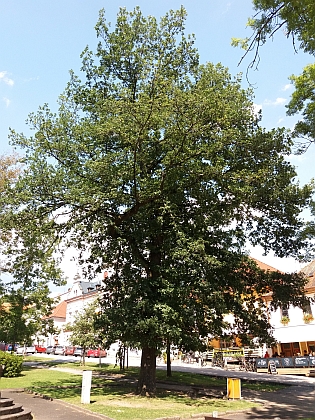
[223,384,315,419]
[1,389,113,420]
[168,362,315,386]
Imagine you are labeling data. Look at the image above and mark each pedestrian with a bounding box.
[264,351,270,358]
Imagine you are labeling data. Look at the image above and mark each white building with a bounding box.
[268,260,315,356]
[45,274,105,346]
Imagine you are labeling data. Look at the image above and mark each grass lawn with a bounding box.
[0,359,276,420]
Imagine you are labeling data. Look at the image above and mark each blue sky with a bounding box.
[1,0,314,281]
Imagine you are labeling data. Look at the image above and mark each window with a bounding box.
[303,302,312,316]
[281,307,289,317]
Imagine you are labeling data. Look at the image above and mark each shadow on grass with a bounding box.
[30,379,227,408]
[29,377,138,400]
[23,361,284,401]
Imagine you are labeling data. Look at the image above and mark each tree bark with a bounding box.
[137,346,156,395]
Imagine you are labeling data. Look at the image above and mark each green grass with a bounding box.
[57,389,256,420]
[0,362,263,420]
[0,366,82,389]
[23,358,284,392]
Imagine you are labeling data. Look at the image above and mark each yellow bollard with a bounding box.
[227,377,241,399]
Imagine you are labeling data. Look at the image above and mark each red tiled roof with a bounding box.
[49,300,67,319]
[251,257,280,273]
[299,260,315,289]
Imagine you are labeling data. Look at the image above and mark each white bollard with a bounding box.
[81,370,92,404]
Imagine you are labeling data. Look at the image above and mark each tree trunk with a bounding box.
[166,341,172,377]
[137,346,156,395]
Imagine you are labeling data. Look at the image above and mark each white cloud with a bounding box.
[222,2,232,14]
[0,71,14,86]
[282,83,293,91]
[23,76,39,82]
[264,97,287,106]
[3,97,11,107]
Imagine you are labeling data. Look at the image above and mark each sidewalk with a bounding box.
[1,389,113,420]
[223,384,315,419]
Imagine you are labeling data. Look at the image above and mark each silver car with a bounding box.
[16,345,36,354]
[54,345,65,355]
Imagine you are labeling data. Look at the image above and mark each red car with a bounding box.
[64,346,75,356]
[86,348,107,358]
[35,345,47,353]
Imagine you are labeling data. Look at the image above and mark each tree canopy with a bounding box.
[0,154,19,195]
[232,1,315,65]
[2,7,314,394]
[232,0,315,151]
[0,154,64,347]
[66,301,100,366]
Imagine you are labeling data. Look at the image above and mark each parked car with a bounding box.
[46,345,56,354]
[64,346,75,356]
[54,345,65,355]
[73,347,85,357]
[35,345,46,353]
[5,344,18,352]
[16,345,36,354]
[86,348,107,358]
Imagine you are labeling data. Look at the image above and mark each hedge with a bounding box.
[0,351,23,377]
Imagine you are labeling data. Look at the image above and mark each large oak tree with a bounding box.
[3,7,313,394]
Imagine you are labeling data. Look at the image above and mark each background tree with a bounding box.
[0,153,20,273]
[0,154,19,194]
[232,1,315,66]
[232,0,315,151]
[0,153,64,347]
[0,225,63,347]
[65,301,101,366]
[4,7,313,394]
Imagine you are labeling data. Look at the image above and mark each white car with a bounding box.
[54,345,65,355]
[16,345,36,354]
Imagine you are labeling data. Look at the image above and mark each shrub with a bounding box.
[0,351,23,377]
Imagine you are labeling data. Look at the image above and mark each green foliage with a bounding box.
[234,1,315,66]
[0,351,23,377]
[0,154,20,196]
[250,0,315,55]
[2,6,314,392]
[235,1,315,149]
[287,63,315,151]
[66,301,102,365]
[0,157,65,346]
